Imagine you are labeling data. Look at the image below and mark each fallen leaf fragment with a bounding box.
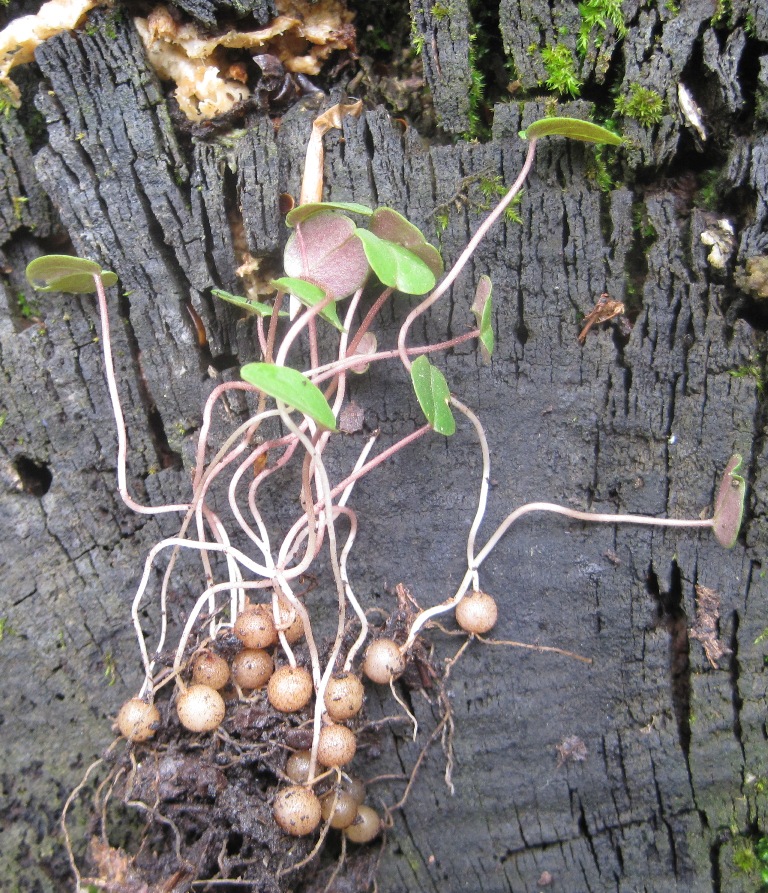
[555,735,587,768]
[578,293,626,344]
[690,584,731,668]
[678,83,707,141]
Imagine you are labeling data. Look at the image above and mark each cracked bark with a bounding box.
[0,2,767,892]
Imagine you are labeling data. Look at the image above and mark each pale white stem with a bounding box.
[276,430,377,574]
[307,332,480,385]
[402,501,715,652]
[314,507,363,685]
[227,445,275,562]
[449,396,490,570]
[474,502,714,568]
[92,273,189,514]
[396,138,538,371]
[277,407,346,618]
[327,425,432,501]
[274,573,321,680]
[149,501,237,683]
[133,536,273,696]
[269,587,297,669]
[277,405,352,785]
[336,507,369,672]
[187,408,280,618]
[193,383,264,491]
[275,292,342,368]
[402,566,475,653]
[339,433,378,508]
[256,314,268,355]
[276,506,325,579]
[171,579,273,679]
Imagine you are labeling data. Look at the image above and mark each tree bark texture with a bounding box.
[0,1,767,891]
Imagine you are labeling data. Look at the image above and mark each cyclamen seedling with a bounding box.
[30,116,746,885]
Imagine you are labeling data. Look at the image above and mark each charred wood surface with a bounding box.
[0,2,766,892]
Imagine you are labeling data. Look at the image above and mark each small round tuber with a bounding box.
[362,638,405,684]
[267,665,314,713]
[116,698,160,743]
[273,785,321,836]
[324,672,364,721]
[176,684,226,733]
[455,590,498,635]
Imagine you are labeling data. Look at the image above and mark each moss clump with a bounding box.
[577,0,626,55]
[614,85,664,126]
[540,44,581,97]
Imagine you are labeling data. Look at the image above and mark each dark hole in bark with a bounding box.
[647,561,691,756]
[14,455,52,496]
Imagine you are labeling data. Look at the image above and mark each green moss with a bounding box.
[432,168,523,233]
[540,44,581,97]
[460,6,497,141]
[632,204,657,241]
[577,0,627,56]
[752,776,768,796]
[103,650,118,686]
[0,81,16,118]
[410,17,425,56]
[431,2,452,19]
[588,144,616,191]
[17,291,39,320]
[11,195,28,220]
[614,85,664,126]
[85,7,123,39]
[733,835,768,884]
[696,168,722,210]
[478,175,523,223]
[711,0,732,27]
[728,360,766,393]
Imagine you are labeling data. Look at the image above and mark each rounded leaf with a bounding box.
[26,255,117,293]
[355,229,436,295]
[520,117,624,145]
[241,363,337,431]
[368,208,444,280]
[283,211,370,300]
[712,454,746,548]
[286,201,373,226]
[410,355,455,435]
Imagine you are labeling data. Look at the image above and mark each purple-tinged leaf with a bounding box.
[712,454,746,548]
[286,201,373,226]
[471,275,494,362]
[283,211,369,300]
